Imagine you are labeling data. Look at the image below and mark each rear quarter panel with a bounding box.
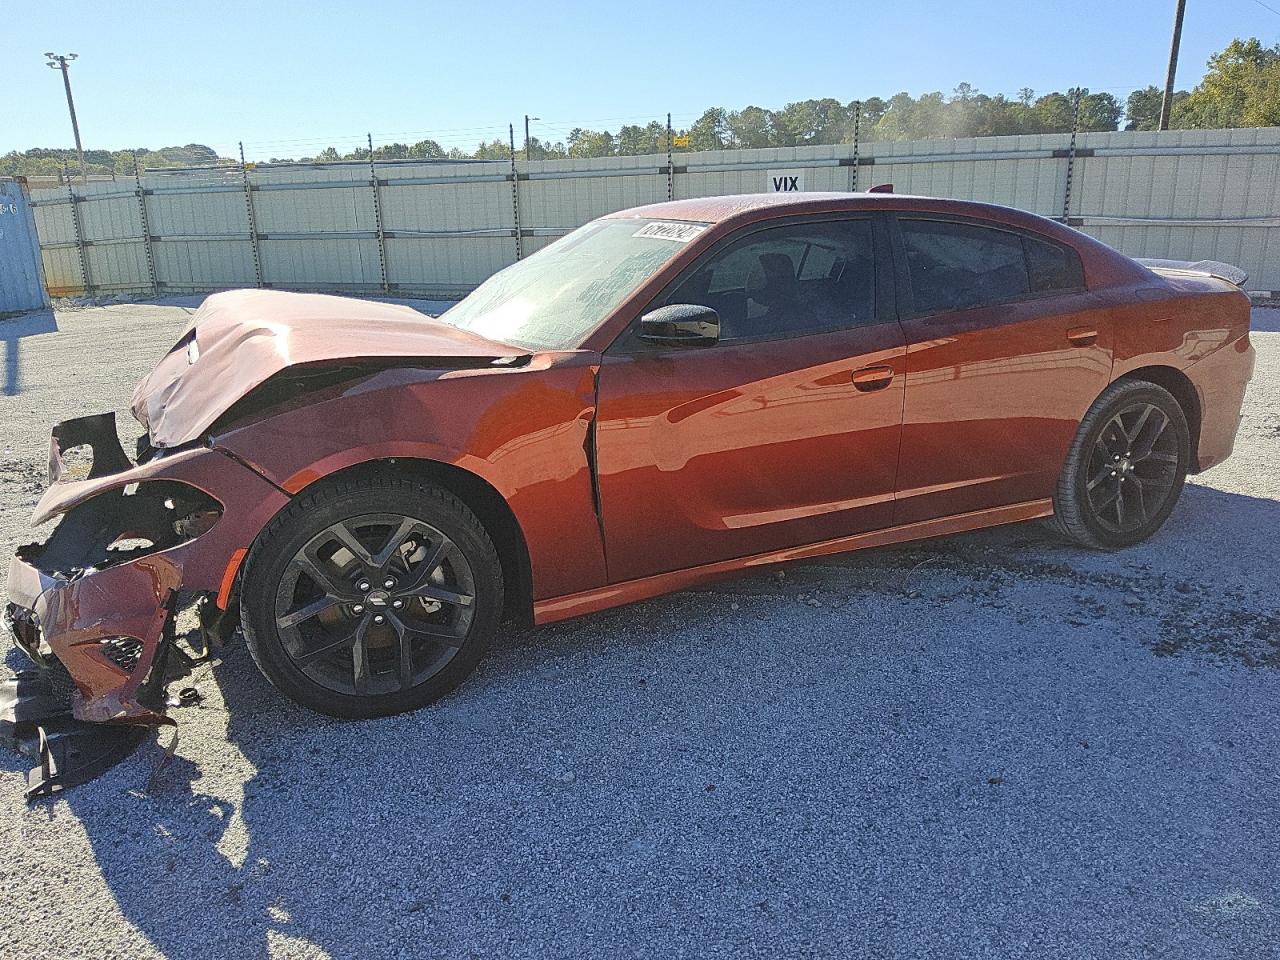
[1110,275,1254,471]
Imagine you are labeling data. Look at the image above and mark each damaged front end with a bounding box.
[2,412,289,799]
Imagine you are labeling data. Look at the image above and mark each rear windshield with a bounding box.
[439,218,707,350]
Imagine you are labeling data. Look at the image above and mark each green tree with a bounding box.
[774,98,847,145]
[726,105,776,147]
[1176,37,1280,127]
[1129,87,1190,130]
[472,138,513,160]
[688,108,728,151]
[1033,92,1076,131]
[969,94,1029,137]
[1078,91,1122,131]
[1125,86,1164,130]
[408,139,446,159]
[567,128,615,158]
[874,91,948,140]
[615,122,666,155]
[858,97,888,127]
[373,142,410,160]
[524,136,567,160]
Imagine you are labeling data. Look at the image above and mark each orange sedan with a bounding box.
[4,193,1255,789]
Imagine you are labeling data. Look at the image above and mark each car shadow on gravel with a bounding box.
[33,480,1280,960]
[0,309,58,396]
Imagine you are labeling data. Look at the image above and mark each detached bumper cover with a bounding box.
[6,549,183,724]
[5,412,290,727]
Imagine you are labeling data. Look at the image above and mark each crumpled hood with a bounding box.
[131,289,523,448]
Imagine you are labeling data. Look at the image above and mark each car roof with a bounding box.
[606,191,1028,227]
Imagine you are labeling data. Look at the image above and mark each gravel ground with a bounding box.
[0,297,1278,960]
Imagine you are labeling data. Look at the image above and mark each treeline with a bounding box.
[1,143,226,178]
[296,87,1138,162]
[6,38,1277,175]
[300,38,1280,163]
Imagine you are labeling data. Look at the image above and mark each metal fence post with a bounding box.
[509,124,523,261]
[666,112,674,201]
[65,167,92,298]
[1061,90,1082,222]
[367,133,390,294]
[851,101,862,192]
[239,142,264,288]
[132,151,158,296]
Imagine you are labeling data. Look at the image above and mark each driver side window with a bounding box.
[660,219,877,342]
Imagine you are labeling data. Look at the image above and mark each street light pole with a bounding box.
[524,115,540,161]
[1158,0,1187,131]
[45,52,88,184]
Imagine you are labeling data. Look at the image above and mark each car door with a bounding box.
[890,215,1113,524]
[594,215,907,583]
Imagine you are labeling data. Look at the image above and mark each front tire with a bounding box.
[1049,379,1190,550]
[239,472,503,719]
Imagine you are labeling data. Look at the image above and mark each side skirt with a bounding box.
[532,499,1054,625]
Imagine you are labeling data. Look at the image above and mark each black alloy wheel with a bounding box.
[240,473,503,718]
[1082,401,1182,536]
[273,513,476,698]
[1050,379,1190,550]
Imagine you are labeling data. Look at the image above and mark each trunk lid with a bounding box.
[1135,258,1249,288]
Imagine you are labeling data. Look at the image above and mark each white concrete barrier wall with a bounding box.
[29,127,1280,298]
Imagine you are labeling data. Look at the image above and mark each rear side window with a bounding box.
[1025,235,1085,293]
[900,219,1030,314]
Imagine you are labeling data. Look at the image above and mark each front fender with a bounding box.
[213,354,607,601]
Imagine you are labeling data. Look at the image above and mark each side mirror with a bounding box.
[639,303,720,347]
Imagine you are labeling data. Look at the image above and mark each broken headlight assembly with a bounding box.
[16,479,224,581]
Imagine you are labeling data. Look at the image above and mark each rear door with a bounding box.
[891,215,1113,524]
[594,216,907,583]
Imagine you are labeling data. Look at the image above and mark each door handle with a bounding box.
[851,365,895,391]
[1067,326,1098,347]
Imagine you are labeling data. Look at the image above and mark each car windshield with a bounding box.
[438,217,709,350]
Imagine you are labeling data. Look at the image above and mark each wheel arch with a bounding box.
[1113,365,1202,472]
[278,457,534,626]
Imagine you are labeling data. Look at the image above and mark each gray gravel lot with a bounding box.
[1,297,1278,960]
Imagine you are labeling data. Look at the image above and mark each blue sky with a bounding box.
[9,0,1279,161]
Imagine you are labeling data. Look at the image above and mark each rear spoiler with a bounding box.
[1135,258,1248,288]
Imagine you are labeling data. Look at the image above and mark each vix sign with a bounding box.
[767,169,806,192]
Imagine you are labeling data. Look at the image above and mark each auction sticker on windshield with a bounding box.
[632,222,708,243]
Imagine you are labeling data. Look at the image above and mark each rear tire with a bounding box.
[239,471,503,719]
[1049,379,1190,550]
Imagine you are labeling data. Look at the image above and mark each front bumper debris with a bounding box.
[0,667,149,800]
[2,412,290,797]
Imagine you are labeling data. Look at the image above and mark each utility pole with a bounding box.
[1158,0,1187,131]
[45,53,88,184]
[524,115,540,160]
